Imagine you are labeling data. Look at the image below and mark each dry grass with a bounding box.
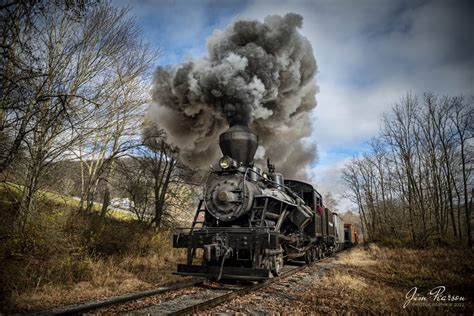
[0,183,188,312]
[300,269,404,314]
[10,251,187,311]
[202,244,472,315]
[297,244,474,314]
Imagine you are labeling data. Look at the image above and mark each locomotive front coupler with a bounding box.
[204,233,233,261]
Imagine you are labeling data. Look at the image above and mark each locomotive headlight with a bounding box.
[219,156,233,169]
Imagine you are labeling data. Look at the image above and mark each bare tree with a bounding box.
[323,191,338,212]
[141,124,180,227]
[115,157,154,222]
[342,158,370,241]
[449,96,473,247]
[1,1,49,174]
[75,18,157,214]
[0,1,157,228]
[113,124,192,227]
[342,93,473,247]
[0,1,102,225]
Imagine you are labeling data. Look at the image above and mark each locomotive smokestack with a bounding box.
[219,124,258,166]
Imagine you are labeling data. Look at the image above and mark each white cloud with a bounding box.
[306,156,355,211]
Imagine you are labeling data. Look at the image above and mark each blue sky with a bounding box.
[113,0,474,210]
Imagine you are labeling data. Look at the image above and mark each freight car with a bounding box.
[344,224,358,248]
[173,124,353,281]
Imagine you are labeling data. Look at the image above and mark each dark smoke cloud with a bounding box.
[149,13,318,179]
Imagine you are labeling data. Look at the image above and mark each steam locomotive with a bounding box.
[173,124,357,281]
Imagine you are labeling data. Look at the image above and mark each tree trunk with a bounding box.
[100,186,110,217]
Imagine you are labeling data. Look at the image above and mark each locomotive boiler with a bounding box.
[173,124,345,280]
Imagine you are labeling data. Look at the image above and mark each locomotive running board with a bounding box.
[174,264,270,281]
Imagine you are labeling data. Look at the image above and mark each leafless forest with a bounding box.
[0,0,473,313]
[0,1,194,228]
[342,94,473,248]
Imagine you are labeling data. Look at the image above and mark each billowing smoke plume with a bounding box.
[149,13,318,179]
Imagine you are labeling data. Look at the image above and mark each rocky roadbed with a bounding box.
[85,282,235,314]
[85,258,331,314]
[197,255,341,314]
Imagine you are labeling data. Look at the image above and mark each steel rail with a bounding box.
[37,278,205,315]
[167,256,336,316]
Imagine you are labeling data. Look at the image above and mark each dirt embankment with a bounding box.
[203,244,474,314]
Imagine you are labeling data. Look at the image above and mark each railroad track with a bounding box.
[39,278,205,315]
[153,263,309,315]
[130,257,336,315]
[40,255,337,315]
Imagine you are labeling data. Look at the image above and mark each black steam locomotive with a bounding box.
[173,124,351,281]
